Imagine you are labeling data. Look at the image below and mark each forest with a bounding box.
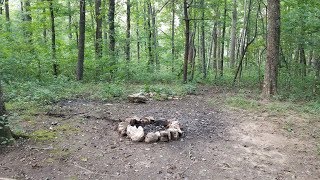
[0,0,320,179]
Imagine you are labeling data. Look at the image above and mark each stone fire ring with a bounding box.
[117,116,183,143]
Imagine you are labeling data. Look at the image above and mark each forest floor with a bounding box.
[0,86,320,180]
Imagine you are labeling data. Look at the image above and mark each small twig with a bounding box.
[28,146,54,151]
[73,162,112,177]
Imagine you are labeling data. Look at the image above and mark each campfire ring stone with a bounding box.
[117,116,182,143]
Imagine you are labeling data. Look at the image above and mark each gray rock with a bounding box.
[160,130,170,142]
[125,116,140,125]
[167,120,182,134]
[128,93,148,103]
[127,125,145,142]
[168,128,180,140]
[141,116,155,124]
[145,132,160,143]
[118,122,130,136]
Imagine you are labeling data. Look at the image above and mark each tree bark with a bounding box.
[43,8,47,43]
[0,80,13,144]
[151,6,159,70]
[212,20,218,77]
[24,0,31,21]
[230,0,237,69]
[0,81,5,117]
[219,0,227,77]
[108,0,115,61]
[68,0,72,40]
[95,0,102,59]
[136,2,140,62]
[183,0,190,83]
[316,55,320,80]
[262,0,280,99]
[102,0,108,54]
[147,1,153,71]
[200,0,206,78]
[49,0,58,77]
[171,0,175,72]
[76,0,86,81]
[125,0,131,62]
[4,0,9,21]
[136,2,140,63]
[299,43,306,77]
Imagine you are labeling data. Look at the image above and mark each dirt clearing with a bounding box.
[1,88,319,179]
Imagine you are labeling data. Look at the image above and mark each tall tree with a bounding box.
[4,0,9,21]
[146,1,153,70]
[171,0,175,72]
[136,2,140,62]
[95,0,102,59]
[219,0,227,77]
[183,0,190,83]
[262,0,280,99]
[200,0,206,78]
[76,0,86,81]
[230,0,237,69]
[125,0,131,62]
[151,6,159,70]
[49,0,58,76]
[67,0,72,40]
[108,0,115,61]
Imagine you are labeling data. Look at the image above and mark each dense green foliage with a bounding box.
[0,0,319,110]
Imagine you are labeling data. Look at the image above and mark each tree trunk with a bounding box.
[0,80,13,144]
[24,0,32,21]
[299,43,306,77]
[220,0,227,77]
[68,0,72,40]
[102,0,108,54]
[171,0,175,72]
[262,0,280,99]
[108,0,115,62]
[95,0,102,59]
[43,8,47,43]
[4,0,9,21]
[89,1,96,50]
[22,0,32,41]
[125,0,131,62]
[230,0,237,69]
[151,6,159,70]
[212,20,218,77]
[183,0,190,83]
[49,0,58,77]
[0,1,3,15]
[316,55,320,80]
[189,32,196,81]
[200,0,206,78]
[76,0,86,81]
[147,2,153,71]
[0,81,5,118]
[136,2,140,62]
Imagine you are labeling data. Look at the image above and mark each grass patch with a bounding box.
[226,95,260,110]
[31,129,57,141]
[225,92,319,117]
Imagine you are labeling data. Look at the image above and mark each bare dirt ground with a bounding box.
[1,87,320,180]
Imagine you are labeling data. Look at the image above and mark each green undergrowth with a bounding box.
[226,92,320,117]
[3,77,197,135]
[5,77,197,108]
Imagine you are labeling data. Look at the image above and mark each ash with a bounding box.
[141,120,169,133]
